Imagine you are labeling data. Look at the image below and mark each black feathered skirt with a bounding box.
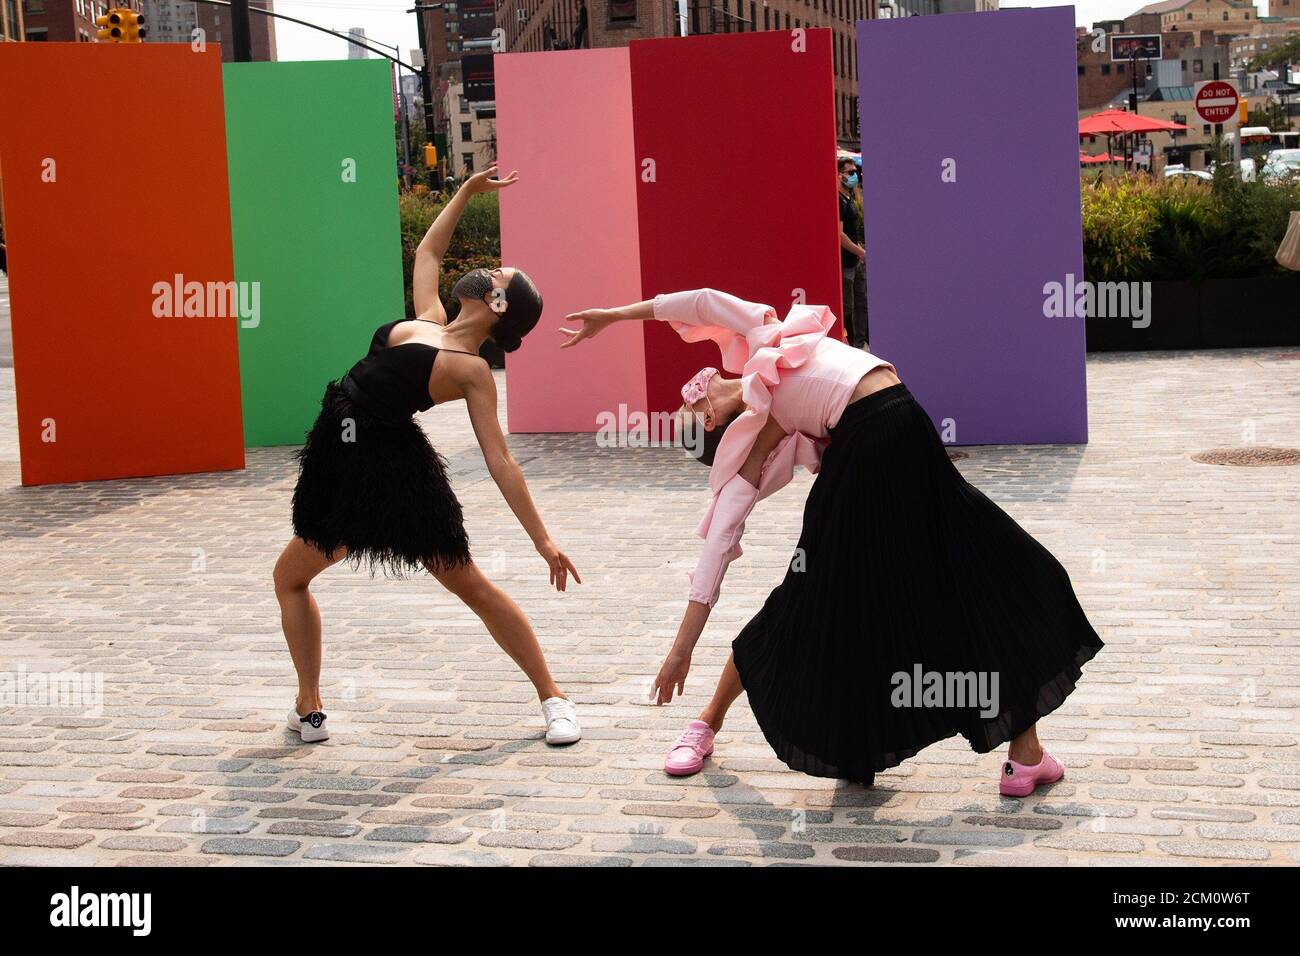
[291,381,471,576]
[732,383,1103,785]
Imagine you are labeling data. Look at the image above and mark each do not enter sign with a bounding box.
[1195,81,1239,125]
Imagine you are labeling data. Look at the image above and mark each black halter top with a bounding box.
[340,319,478,421]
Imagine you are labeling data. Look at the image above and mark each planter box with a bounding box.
[1087,276,1300,351]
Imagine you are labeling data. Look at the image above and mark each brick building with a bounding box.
[20,1,144,44]
[141,1,276,61]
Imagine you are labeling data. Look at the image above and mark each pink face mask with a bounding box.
[681,367,719,425]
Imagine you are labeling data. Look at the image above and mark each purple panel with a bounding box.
[857,8,1087,444]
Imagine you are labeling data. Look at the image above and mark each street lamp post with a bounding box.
[410,2,444,191]
[231,0,252,62]
[369,37,414,186]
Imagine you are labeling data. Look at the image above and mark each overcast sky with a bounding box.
[269,1,1275,63]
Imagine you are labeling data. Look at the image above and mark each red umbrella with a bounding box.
[1079,108,1187,135]
[1079,110,1187,171]
[1080,152,1114,164]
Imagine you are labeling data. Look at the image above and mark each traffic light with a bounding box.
[126,11,147,42]
[423,143,438,168]
[95,8,146,44]
[95,10,124,42]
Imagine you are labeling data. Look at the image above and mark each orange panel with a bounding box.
[0,44,244,485]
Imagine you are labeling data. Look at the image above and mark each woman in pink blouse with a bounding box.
[561,288,1102,795]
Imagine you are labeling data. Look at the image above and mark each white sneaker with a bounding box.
[287,706,329,743]
[541,697,580,745]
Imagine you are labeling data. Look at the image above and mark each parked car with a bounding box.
[1164,167,1212,182]
[1261,149,1300,183]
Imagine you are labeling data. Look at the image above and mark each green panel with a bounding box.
[223,60,405,446]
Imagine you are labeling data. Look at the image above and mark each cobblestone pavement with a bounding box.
[1,330,1298,866]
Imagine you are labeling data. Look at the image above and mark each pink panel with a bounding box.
[496,48,646,433]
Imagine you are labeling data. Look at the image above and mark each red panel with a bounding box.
[629,30,843,413]
[0,44,244,485]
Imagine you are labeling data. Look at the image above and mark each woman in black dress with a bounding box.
[273,167,582,746]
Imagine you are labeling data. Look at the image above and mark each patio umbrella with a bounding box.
[1079,109,1188,135]
[1079,110,1187,171]
[1080,152,1114,164]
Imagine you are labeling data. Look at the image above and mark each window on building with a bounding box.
[1193,59,1203,73]
[609,0,637,23]
[1078,64,1086,76]
[463,152,474,172]
[461,122,471,140]
[24,0,48,14]
[1101,63,1111,75]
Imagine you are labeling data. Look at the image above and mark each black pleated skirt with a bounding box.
[291,382,471,576]
[732,383,1103,785]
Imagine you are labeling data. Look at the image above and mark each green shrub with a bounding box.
[397,190,502,317]
[1082,178,1157,281]
[1082,172,1300,282]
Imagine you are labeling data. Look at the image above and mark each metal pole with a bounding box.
[231,0,253,62]
[411,3,441,190]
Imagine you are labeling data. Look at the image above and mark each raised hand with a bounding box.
[558,309,617,349]
[466,165,519,194]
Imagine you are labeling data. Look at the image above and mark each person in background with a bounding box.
[837,158,868,348]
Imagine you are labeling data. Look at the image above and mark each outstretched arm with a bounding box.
[462,361,580,591]
[559,288,779,352]
[652,414,790,705]
[412,166,519,323]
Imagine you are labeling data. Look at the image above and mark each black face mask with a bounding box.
[451,268,495,305]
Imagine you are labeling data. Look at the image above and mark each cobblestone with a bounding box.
[1,338,1297,865]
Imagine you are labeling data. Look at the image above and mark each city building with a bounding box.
[348,26,367,59]
[140,1,276,60]
[885,0,997,15]
[443,78,496,179]
[1229,17,1300,67]
[400,71,425,125]
[1130,0,1258,37]
[21,1,144,44]
[2,0,24,41]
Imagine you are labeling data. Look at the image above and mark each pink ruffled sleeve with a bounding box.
[652,288,777,374]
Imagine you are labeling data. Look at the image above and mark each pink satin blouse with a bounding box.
[652,288,897,606]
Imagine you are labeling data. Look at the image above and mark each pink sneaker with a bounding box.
[664,720,715,777]
[1000,750,1065,797]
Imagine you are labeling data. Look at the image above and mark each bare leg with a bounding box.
[1007,724,1044,764]
[698,653,744,733]
[273,538,344,714]
[427,559,564,702]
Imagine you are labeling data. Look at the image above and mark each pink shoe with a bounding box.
[1000,750,1065,797]
[664,720,715,777]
